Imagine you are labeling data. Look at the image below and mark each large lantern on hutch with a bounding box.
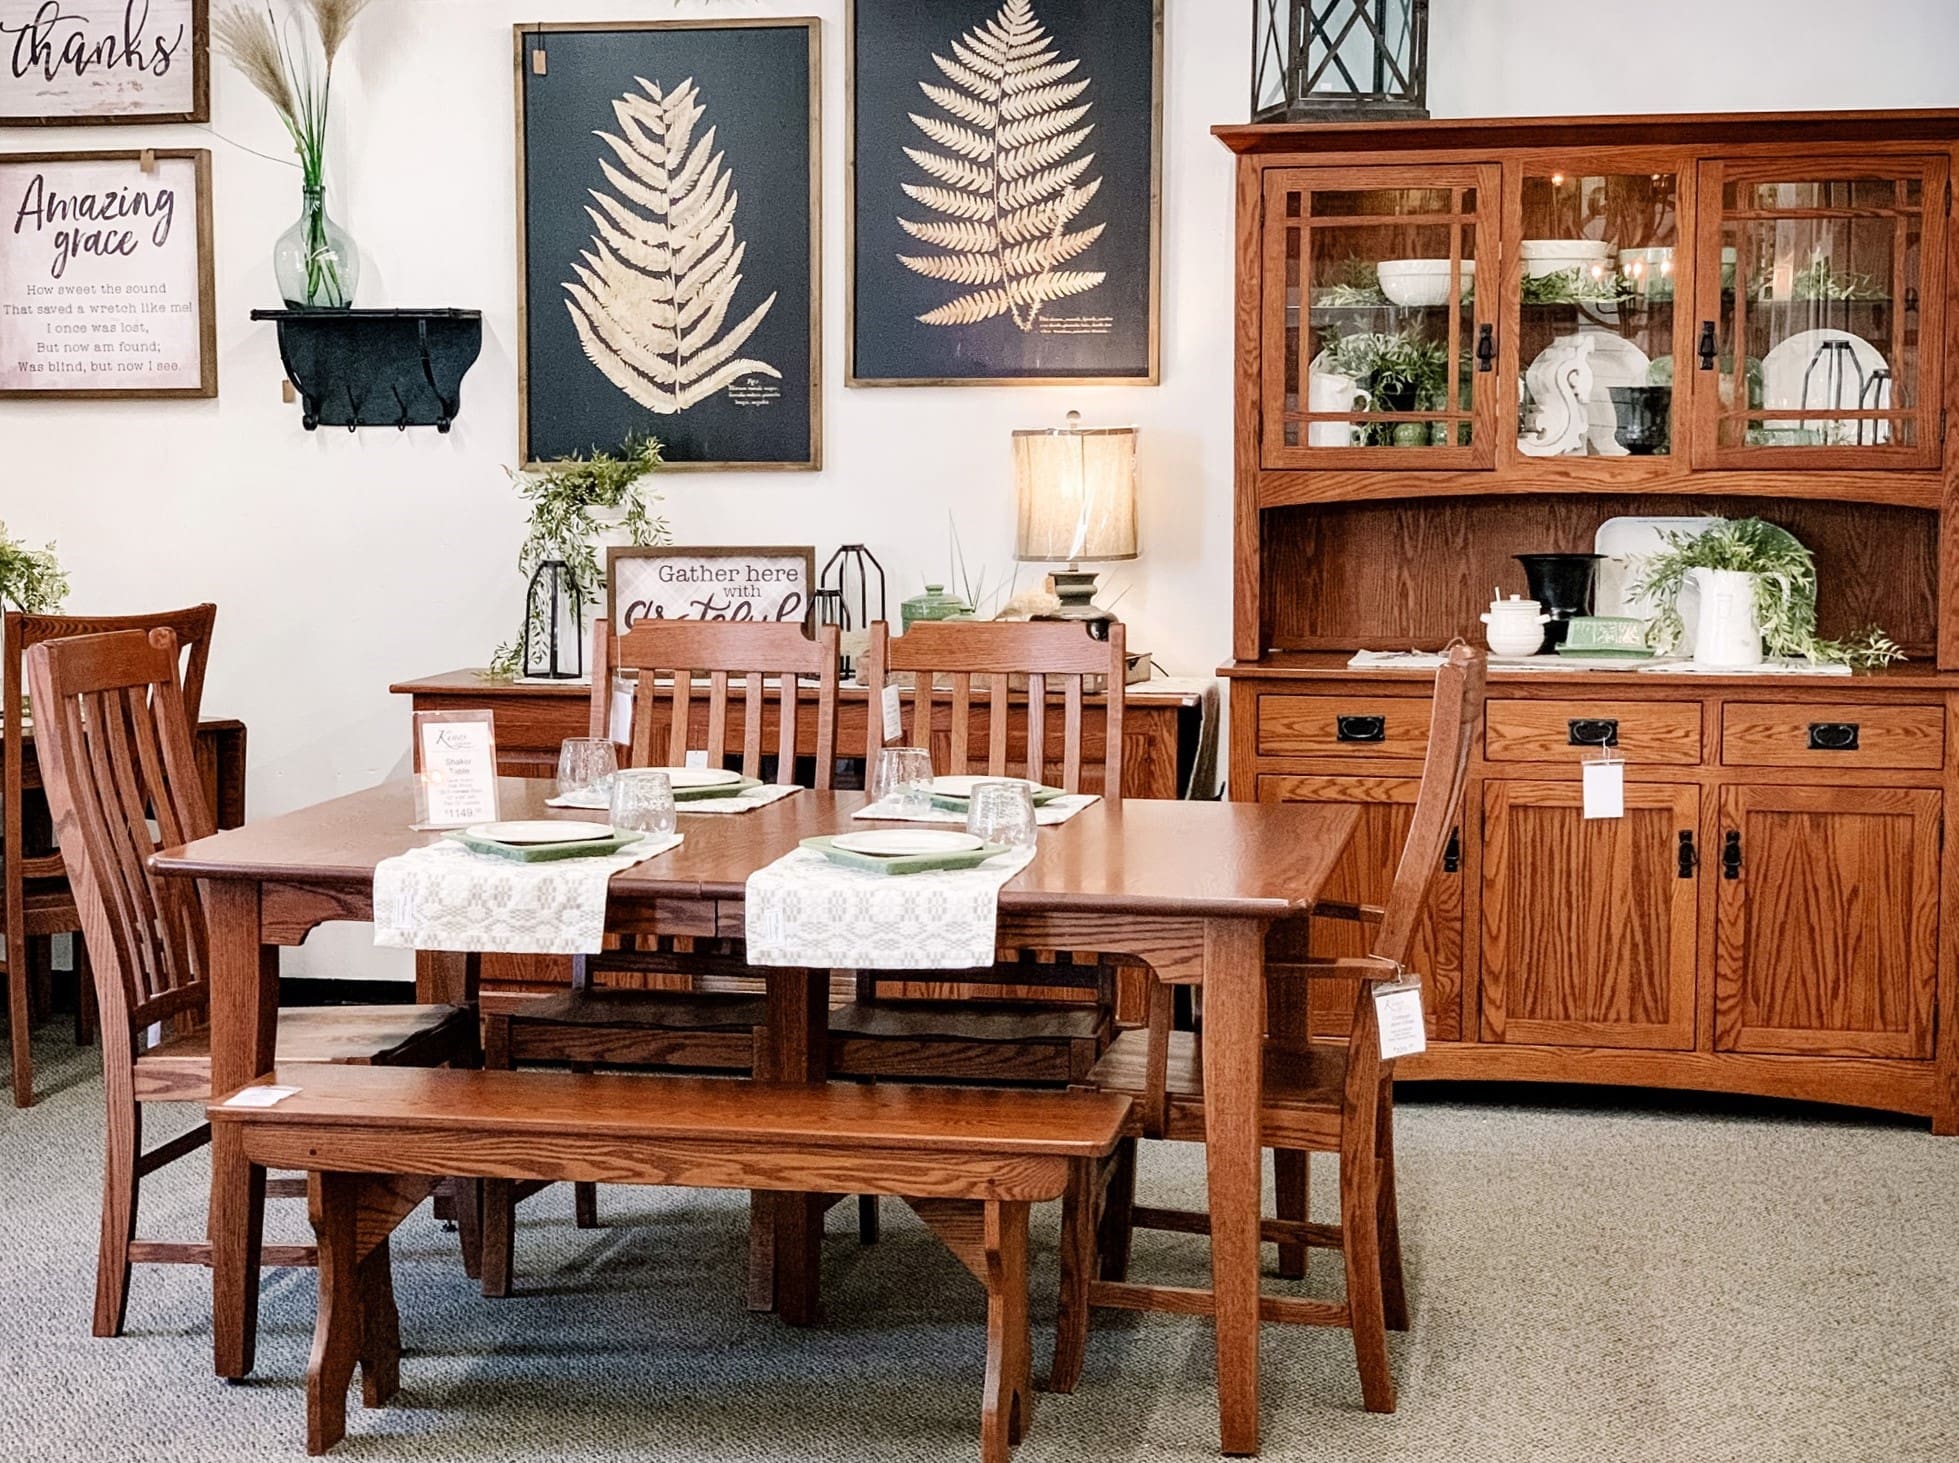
[1252,0,1430,123]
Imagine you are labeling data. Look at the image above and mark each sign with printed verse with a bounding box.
[0,1,209,124]
[0,148,216,398]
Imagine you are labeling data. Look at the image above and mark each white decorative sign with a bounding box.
[0,148,214,397]
[0,0,206,123]
[607,546,814,637]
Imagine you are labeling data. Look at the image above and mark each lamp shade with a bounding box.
[1012,412,1140,564]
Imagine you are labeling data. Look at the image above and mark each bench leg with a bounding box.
[1049,1160,1096,1395]
[1097,1137,1137,1283]
[980,1200,1033,1463]
[306,1174,361,1455]
[480,1179,514,1299]
[358,1238,401,1409]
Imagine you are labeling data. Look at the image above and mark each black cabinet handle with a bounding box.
[1568,718,1620,747]
[1336,714,1386,743]
[1443,828,1461,874]
[1807,722,1860,751]
[1721,830,1742,880]
[1475,324,1496,373]
[1698,320,1718,371]
[1678,831,1698,879]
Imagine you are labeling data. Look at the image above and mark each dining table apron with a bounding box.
[153,782,1357,1458]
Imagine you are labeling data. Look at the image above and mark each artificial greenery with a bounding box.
[1312,256,1391,308]
[0,522,69,614]
[1520,266,1637,306]
[1314,330,1467,444]
[1631,517,1904,668]
[488,437,669,678]
[1758,251,1885,303]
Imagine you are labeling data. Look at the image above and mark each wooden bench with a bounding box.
[209,1065,1131,1460]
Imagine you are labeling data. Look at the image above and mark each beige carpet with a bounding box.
[2,1029,1956,1462]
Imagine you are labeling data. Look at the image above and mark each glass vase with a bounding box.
[274,185,359,310]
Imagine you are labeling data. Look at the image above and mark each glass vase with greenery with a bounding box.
[489,438,670,679]
[1315,330,1467,445]
[215,1,373,308]
[1631,517,1904,668]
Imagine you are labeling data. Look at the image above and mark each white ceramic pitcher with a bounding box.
[1308,370,1372,447]
[1687,567,1762,668]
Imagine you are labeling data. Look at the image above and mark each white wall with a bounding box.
[6,0,1957,978]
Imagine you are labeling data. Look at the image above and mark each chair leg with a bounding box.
[72,939,96,1047]
[1341,1094,1396,1414]
[979,1200,1032,1463]
[1274,1149,1309,1281]
[7,925,33,1108]
[1096,1137,1137,1283]
[480,1179,514,1299]
[857,1194,880,1245]
[452,1178,484,1281]
[93,1094,140,1337]
[1048,1158,1097,1395]
[573,1183,599,1229]
[358,1238,401,1409]
[1376,1089,1409,1332]
[306,1174,361,1456]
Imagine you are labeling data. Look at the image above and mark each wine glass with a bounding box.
[556,737,618,803]
[965,780,1038,851]
[609,768,678,839]
[872,746,934,815]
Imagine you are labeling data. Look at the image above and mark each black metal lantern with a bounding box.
[1253,0,1430,123]
[818,545,886,676]
[521,558,584,680]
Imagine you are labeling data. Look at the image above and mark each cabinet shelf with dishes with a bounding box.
[1217,109,1959,1131]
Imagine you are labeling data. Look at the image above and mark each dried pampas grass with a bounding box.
[213,7,297,123]
[307,0,375,66]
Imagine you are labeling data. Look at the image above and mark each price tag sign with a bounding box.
[1582,754,1625,820]
[414,711,500,829]
[1374,981,1427,1060]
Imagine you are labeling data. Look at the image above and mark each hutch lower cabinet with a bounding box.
[1216,110,1959,1129]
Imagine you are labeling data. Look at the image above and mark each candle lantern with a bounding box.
[818,544,886,676]
[521,557,583,681]
[1252,0,1429,123]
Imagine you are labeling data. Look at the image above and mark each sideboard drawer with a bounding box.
[1256,695,1429,759]
[1484,700,1702,765]
[1722,703,1945,770]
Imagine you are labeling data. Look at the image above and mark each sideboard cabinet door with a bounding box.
[1257,774,1463,1041]
[1481,780,1699,1050]
[1714,786,1939,1059]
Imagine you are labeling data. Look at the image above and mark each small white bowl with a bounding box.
[1520,238,1615,279]
[1376,258,1475,307]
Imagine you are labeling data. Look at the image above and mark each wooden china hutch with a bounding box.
[1216,110,1959,1131]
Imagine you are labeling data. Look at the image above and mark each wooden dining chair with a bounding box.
[827,619,1129,1087]
[480,616,847,1288]
[1050,644,1486,1411]
[4,605,217,1109]
[26,627,479,1336]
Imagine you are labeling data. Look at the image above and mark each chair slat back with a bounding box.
[1370,645,1485,973]
[860,620,1127,799]
[590,619,842,785]
[25,630,215,1042]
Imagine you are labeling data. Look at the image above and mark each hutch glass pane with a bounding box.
[1516,170,1679,458]
[1277,182,1479,452]
[1715,170,1925,450]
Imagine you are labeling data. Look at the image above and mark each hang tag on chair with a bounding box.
[881,685,903,742]
[1374,981,1426,1060]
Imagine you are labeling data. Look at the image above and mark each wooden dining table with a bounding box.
[152,781,1356,1457]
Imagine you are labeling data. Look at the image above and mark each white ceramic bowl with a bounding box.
[1376,258,1475,307]
[1519,238,1614,279]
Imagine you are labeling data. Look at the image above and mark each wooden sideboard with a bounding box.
[1217,109,1959,1129]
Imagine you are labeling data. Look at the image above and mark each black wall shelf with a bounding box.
[251,308,483,432]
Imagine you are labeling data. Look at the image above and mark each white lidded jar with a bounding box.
[1480,595,1550,657]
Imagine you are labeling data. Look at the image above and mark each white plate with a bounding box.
[466,820,614,845]
[928,775,1033,799]
[1760,328,1891,443]
[1594,515,1725,620]
[832,830,985,858]
[656,767,745,790]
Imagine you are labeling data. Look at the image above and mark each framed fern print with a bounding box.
[516,20,820,471]
[847,0,1161,387]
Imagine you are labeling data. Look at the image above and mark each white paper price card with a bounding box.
[222,1085,300,1109]
[882,685,904,741]
[415,711,500,829]
[1374,982,1426,1060]
[1582,757,1625,820]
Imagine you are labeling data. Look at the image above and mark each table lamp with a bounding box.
[1012,410,1139,627]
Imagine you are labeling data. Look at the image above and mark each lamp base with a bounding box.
[1032,569,1118,636]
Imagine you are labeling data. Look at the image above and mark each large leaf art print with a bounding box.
[897,0,1106,331]
[564,77,779,414]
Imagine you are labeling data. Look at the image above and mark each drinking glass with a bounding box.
[872,746,934,815]
[609,768,678,839]
[965,780,1038,851]
[556,737,618,802]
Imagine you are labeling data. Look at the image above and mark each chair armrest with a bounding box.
[1311,900,1386,925]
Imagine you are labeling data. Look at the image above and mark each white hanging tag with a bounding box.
[1582,752,1624,820]
[881,685,903,741]
[1374,981,1426,1059]
[608,683,633,746]
[684,749,709,769]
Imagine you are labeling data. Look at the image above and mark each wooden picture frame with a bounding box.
[515,19,822,471]
[0,147,217,399]
[607,545,816,638]
[0,0,209,125]
[846,0,1163,388]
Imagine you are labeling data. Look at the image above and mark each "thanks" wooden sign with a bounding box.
[0,0,208,124]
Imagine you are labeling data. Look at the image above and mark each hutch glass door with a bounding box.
[1261,165,1497,469]
[1693,156,1947,469]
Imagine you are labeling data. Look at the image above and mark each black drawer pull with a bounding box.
[1678,831,1698,879]
[1336,714,1386,743]
[1808,722,1860,751]
[1721,830,1742,880]
[1442,828,1461,874]
[1568,718,1619,747]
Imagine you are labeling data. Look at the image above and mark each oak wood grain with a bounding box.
[1485,699,1703,766]
[1720,702,1945,770]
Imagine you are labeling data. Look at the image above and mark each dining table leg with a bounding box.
[1201,917,1268,1457]
[748,966,830,1325]
[206,879,278,1380]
